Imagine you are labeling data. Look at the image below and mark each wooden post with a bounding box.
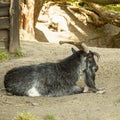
[9,0,20,52]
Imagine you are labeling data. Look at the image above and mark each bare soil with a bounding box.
[0,4,120,120]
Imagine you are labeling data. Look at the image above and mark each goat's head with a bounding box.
[59,41,100,72]
[85,51,99,72]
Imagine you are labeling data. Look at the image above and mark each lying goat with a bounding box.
[4,41,104,97]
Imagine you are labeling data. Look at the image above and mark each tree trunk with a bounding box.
[86,2,120,27]
[25,0,35,36]
[20,0,45,40]
[83,0,120,5]
[20,0,35,38]
[69,6,105,26]
[34,0,45,26]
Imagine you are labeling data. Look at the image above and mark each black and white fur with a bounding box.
[4,49,99,97]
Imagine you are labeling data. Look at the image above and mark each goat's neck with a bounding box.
[59,54,83,72]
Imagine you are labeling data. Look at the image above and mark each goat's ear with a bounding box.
[71,48,77,54]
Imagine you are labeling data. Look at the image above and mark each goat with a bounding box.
[4,41,104,97]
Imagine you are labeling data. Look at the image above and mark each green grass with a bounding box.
[13,112,57,120]
[13,49,24,58]
[0,49,8,62]
[44,114,57,120]
[13,112,37,120]
[0,48,24,62]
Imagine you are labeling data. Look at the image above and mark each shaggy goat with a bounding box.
[4,41,103,97]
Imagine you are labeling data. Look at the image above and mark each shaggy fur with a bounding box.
[4,50,98,97]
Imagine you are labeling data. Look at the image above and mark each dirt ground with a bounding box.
[0,4,120,120]
[0,40,120,120]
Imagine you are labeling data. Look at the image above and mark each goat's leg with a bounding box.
[69,86,84,95]
[47,86,84,96]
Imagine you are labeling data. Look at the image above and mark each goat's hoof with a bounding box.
[96,88,106,94]
[83,86,89,93]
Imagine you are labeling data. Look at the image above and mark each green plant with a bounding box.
[0,50,8,62]
[13,112,37,120]
[44,114,56,120]
[13,49,24,57]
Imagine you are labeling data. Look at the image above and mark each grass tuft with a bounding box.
[44,114,57,120]
[13,112,37,120]
[0,49,8,62]
[13,49,24,58]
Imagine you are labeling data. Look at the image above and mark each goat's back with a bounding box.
[4,63,57,96]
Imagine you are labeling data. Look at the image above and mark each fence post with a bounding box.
[9,0,20,52]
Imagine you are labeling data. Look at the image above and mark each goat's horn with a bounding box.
[93,52,100,61]
[81,42,89,53]
[59,41,81,49]
[59,41,89,53]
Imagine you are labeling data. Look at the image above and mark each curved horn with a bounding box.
[59,41,89,53]
[93,52,100,61]
[59,41,82,49]
[81,42,89,53]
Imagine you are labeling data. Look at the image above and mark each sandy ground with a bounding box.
[0,40,120,120]
[0,4,120,120]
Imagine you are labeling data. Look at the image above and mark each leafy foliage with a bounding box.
[104,4,120,11]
